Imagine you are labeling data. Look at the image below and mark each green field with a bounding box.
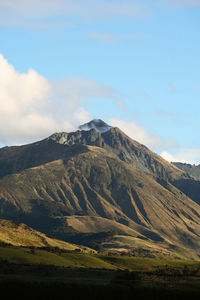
[0,246,114,269]
[1,245,200,299]
[1,244,200,271]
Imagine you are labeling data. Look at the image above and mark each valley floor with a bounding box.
[1,245,200,299]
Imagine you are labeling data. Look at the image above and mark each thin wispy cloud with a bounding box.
[137,89,151,99]
[86,32,163,44]
[0,0,148,27]
[0,0,198,29]
[168,83,177,94]
[51,76,124,111]
[168,0,200,8]
[87,32,116,44]
[155,109,174,116]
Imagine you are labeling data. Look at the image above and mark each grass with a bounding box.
[1,245,200,299]
[0,246,114,269]
[1,245,200,271]
[99,255,200,271]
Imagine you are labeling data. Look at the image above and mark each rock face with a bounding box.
[0,119,200,259]
[50,121,184,177]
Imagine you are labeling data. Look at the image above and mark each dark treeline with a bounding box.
[1,278,200,300]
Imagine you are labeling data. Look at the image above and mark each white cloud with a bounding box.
[109,118,179,151]
[161,148,200,164]
[73,108,91,124]
[0,54,67,143]
[0,56,49,116]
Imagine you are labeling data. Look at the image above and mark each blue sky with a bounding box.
[0,0,200,163]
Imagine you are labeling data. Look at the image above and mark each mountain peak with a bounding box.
[78,119,112,133]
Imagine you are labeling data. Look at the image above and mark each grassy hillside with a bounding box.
[0,244,199,272]
[0,219,93,253]
[0,246,113,269]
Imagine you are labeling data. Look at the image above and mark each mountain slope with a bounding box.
[1,143,200,258]
[1,120,200,258]
[0,219,92,252]
[2,122,199,207]
[49,122,200,206]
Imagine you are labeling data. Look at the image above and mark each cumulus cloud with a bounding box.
[109,118,179,151]
[0,54,60,143]
[0,0,147,27]
[161,148,200,164]
[0,54,126,145]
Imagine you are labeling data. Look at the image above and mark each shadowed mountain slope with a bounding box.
[173,162,200,180]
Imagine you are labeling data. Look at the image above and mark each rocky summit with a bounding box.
[0,120,200,259]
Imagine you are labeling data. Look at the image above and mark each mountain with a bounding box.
[173,162,200,180]
[50,121,183,178]
[49,121,200,206]
[1,119,200,259]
